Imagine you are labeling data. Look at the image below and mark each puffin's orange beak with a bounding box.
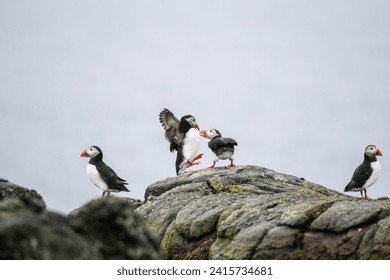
[199,130,207,138]
[80,149,89,157]
[377,148,383,156]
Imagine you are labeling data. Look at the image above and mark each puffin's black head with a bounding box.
[199,128,221,139]
[80,145,103,159]
[179,115,200,133]
[364,145,383,158]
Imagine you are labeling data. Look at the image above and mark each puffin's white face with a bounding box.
[81,146,101,158]
[185,116,200,130]
[365,145,383,157]
[200,128,221,139]
[206,129,221,139]
[88,146,101,158]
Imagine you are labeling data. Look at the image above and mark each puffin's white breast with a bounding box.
[87,164,109,191]
[182,128,200,161]
[362,161,381,189]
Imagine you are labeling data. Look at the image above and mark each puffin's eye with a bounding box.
[89,148,93,151]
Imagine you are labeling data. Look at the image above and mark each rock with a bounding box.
[136,165,390,259]
[253,225,303,259]
[69,197,164,260]
[310,200,390,233]
[279,200,333,227]
[358,216,390,259]
[2,164,390,260]
[0,179,163,259]
[0,208,99,259]
[0,178,46,212]
[211,222,272,260]
[0,180,98,259]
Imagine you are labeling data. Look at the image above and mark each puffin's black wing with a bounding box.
[159,108,183,152]
[344,161,372,191]
[95,161,129,192]
[208,137,238,150]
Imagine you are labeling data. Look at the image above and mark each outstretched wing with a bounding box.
[159,108,183,151]
[209,137,238,150]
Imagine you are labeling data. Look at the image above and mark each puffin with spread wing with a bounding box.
[159,108,203,175]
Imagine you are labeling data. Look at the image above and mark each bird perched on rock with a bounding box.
[199,128,238,168]
[159,108,203,175]
[344,145,383,199]
[80,146,130,198]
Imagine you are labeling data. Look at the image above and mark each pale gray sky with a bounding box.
[1,1,389,213]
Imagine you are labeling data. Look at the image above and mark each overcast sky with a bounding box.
[1,1,389,214]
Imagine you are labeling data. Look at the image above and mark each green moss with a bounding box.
[161,223,188,255]
[229,184,257,193]
[210,181,227,193]
[200,185,213,195]
[277,199,289,206]
[209,181,256,194]
[296,188,316,195]
[222,249,234,260]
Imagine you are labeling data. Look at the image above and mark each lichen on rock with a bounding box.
[136,165,390,260]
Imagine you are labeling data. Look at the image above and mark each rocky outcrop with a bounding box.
[0,179,163,260]
[68,198,163,259]
[136,165,390,260]
[2,164,390,260]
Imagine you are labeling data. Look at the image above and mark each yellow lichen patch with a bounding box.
[209,181,227,193]
[296,188,317,196]
[209,181,257,194]
[228,184,257,194]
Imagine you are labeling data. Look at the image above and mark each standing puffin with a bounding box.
[199,128,238,168]
[80,146,130,198]
[159,108,203,175]
[344,145,383,199]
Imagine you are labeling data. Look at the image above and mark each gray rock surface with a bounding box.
[69,198,164,259]
[136,165,390,259]
[2,164,390,260]
[0,179,163,259]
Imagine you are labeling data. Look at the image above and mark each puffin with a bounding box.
[159,108,203,175]
[199,128,238,168]
[80,146,130,198]
[344,145,383,199]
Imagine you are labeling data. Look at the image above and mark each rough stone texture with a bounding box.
[0,179,163,260]
[2,164,390,260]
[69,198,164,260]
[136,165,390,260]
[0,178,46,211]
[0,206,99,259]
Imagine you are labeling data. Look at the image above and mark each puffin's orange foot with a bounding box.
[188,154,203,166]
[227,163,236,167]
[192,153,203,161]
[189,161,201,167]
